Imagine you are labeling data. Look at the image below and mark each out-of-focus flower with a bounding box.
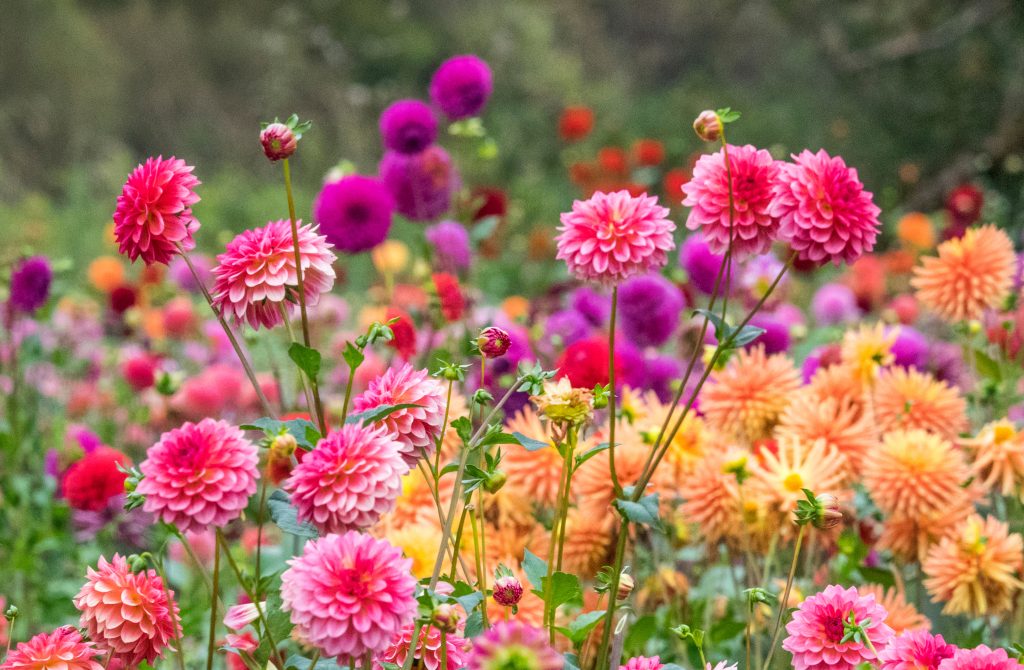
[87,256,126,293]
[502,408,564,508]
[559,106,594,142]
[679,235,732,294]
[466,621,562,670]
[896,212,936,250]
[890,326,928,369]
[859,585,931,634]
[9,256,52,314]
[429,55,493,120]
[260,123,297,162]
[944,184,984,231]
[62,447,130,512]
[812,283,860,326]
[314,175,395,254]
[782,584,893,670]
[425,220,472,272]
[960,419,1024,499]
[618,273,685,348]
[384,307,417,360]
[878,630,955,670]
[556,336,621,390]
[597,147,628,175]
[619,656,665,670]
[840,322,896,383]
[121,353,157,391]
[775,389,874,479]
[571,286,611,325]
[373,624,471,670]
[379,99,438,154]
[433,272,465,322]
[113,156,200,266]
[632,139,665,166]
[380,146,459,222]
[872,367,967,440]
[0,627,102,670]
[663,168,690,205]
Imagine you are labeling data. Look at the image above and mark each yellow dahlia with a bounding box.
[749,437,848,515]
[859,583,931,633]
[960,419,1024,499]
[502,407,566,509]
[872,367,967,441]
[840,322,896,383]
[774,387,876,479]
[383,523,446,580]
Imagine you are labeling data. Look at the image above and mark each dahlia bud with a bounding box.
[693,110,722,142]
[4,604,19,621]
[477,326,512,359]
[813,493,843,530]
[616,572,635,600]
[492,574,524,607]
[483,470,507,494]
[271,433,298,458]
[431,603,460,633]
[260,123,297,162]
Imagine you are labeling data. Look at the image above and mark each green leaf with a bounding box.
[239,417,320,449]
[522,549,547,590]
[478,428,520,448]
[342,342,364,370]
[267,490,319,539]
[710,617,747,643]
[715,107,741,123]
[973,349,1002,381]
[344,403,421,426]
[464,610,484,638]
[285,656,343,670]
[693,309,764,349]
[565,610,606,644]
[451,416,473,444]
[288,342,322,380]
[449,581,485,614]
[613,492,663,531]
[563,653,582,670]
[512,431,550,452]
[255,593,293,666]
[624,614,658,653]
[730,323,766,347]
[859,567,895,588]
[542,572,583,610]
[574,442,611,469]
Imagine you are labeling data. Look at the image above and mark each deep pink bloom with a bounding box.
[556,190,676,285]
[620,656,665,670]
[783,584,894,670]
[212,219,337,330]
[429,55,493,120]
[0,627,102,670]
[373,625,471,670]
[467,621,562,670]
[771,149,881,266]
[137,419,259,533]
[260,123,297,162]
[281,532,417,662]
[113,156,200,265]
[879,630,956,670]
[314,176,395,254]
[938,646,1023,670]
[682,144,781,259]
[380,100,438,155]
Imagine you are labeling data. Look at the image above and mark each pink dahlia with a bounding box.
[352,363,447,466]
[212,219,337,330]
[682,144,781,259]
[137,419,259,533]
[467,621,562,670]
[879,630,956,670]
[113,156,200,266]
[373,624,472,670]
[74,554,181,667]
[620,656,665,670]
[0,627,102,670]
[771,149,881,266]
[938,646,1023,670]
[782,584,894,670]
[556,190,676,285]
[284,423,409,533]
[281,532,417,661]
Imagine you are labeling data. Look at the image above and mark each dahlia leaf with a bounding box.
[972,348,1002,381]
[522,548,547,590]
[692,309,764,349]
[448,581,485,615]
[342,341,364,370]
[266,489,319,539]
[286,655,343,670]
[451,416,474,444]
[542,571,583,610]
[463,610,484,638]
[512,431,550,452]
[563,653,582,670]
[565,610,606,644]
[574,442,612,470]
[344,403,422,426]
[715,107,741,123]
[477,426,519,448]
[613,492,663,531]
[288,342,321,380]
[729,323,765,347]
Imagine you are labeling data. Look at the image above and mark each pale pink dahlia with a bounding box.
[556,190,676,285]
[771,149,881,265]
[74,554,181,667]
[281,532,416,661]
[0,627,102,670]
[682,144,781,259]
[212,219,337,330]
[137,419,259,533]
[284,423,409,533]
[783,584,894,670]
[373,625,471,670]
[467,621,562,670]
[938,646,1023,670]
[878,630,956,670]
[620,656,665,670]
[113,156,200,266]
[352,363,448,466]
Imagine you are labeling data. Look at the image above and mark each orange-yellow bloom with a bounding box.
[872,367,968,441]
[960,419,1024,500]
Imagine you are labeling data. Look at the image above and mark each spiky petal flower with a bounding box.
[873,367,968,440]
[284,423,409,533]
[137,419,259,533]
[960,419,1024,500]
[782,584,893,670]
[281,532,417,662]
[373,625,471,670]
[556,190,676,285]
[74,554,182,667]
[859,584,931,634]
[0,627,103,670]
[938,645,1024,670]
[775,388,876,479]
[466,621,562,670]
[679,447,744,546]
[840,323,896,383]
[878,630,956,670]
[619,656,665,670]
[751,437,848,515]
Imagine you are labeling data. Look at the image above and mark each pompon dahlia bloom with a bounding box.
[782,584,893,670]
[113,156,201,267]
[619,656,665,670]
[314,175,395,254]
[878,630,956,670]
[74,554,181,666]
[282,532,416,661]
[284,423,408,533]
[467,621,562,670]
[770,149,881,266]
[912,225,1015,322]
[9,256,53,314]
[682,144,781,258]
[380,146,459,222]
[373,624,471,670]
[0,627,102,670]
[556,190,676,285]
[938,646,1024,670]
[61,446,130,512]
[379,99,438,155]
[212,219,337,330]
[425,220,472,272]
[873,367,967,440]
[860,584,931,634]
[429,54,493,120]
[923,515,1024,617]
[137,419,259,532]
[352,363,447,466]
[618,273,686,348]
[960,419,1024,499]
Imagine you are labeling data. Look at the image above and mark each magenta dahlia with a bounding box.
[429,55,493,120]
[938,646,1023,670]
[771,149,881,266]
[682,144,781,259]
[0,627,102,670]
[211,219,337,330]
[137,419,259,533]
[281,532,417,661]
[556,190,676,285]
[373,625,471,670]
[620,656,666,670]
[879,630,956,670]
[467,621,562,670]
[783,584,894,670]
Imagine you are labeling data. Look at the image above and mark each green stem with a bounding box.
[440,630,448,670]
[764,525,806,670]
[207,540,221,670]
[401,623,423,670]
[148,555,187,670]
[217,530,286,670]
[477,487,490,630]
[448,505,471,583]
[309,651,321,670]
[543,437,570,643]
[340,357,357,424]
[746,602,753,670]
[434,379,455,475]
[594,519,629,670]
[607,286,621,494]
[254,479,269,596]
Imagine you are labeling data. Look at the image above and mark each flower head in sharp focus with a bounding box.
[960,419,1024,499]
[873,367,968,440]
[314,175,395,254]
[373,624,471,670]
[379,99,438,155]
[113,156,201,266]
[751,437,848,516]
[775,388,875,480]
[0,627,102,670]
[556,190,676,285]
[9,256,53,314]
[878,630,956,670]
[771,149,881,266]
[782,584,893,670]
[466,621,563,670]
[430,54,493,120]
[212,219,337,330]
[137,418,259,533]
[530,377,595,426]
[938,645,1024,670]
[682,144,781,259]
[619,656,665,670]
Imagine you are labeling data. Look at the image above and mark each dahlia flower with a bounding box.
[774,389,875,479]
[880,499,977,565]
[0,627,102,670]
[618,273,686,348]
[61,446,130,512]
[113,156,201,265]
[502,407,565,508]
[466,621,562,670]
[430,55,493,120]
[314,175,395,254]
[559,509,616,576]
[380,146,459,222]
[281,532,417,661]
[811,283,860,325]
[555,190,676,285]
[559,106,595,142]
[678,446,752,546]
[137,418,259,533]
[840,322,896,383]
[859,584,931,634]
[751,437,848,515]
[960,419,1024,499]
[679,234,733,294]
[878,630,955,670]
[259,122,297,162]
[938,646,1023,670]
[425,220,472,272]
[620,656,665,670]
[782,584,893,670]
[557,336,621,389]
[9,256,52,314]
[873,367,967,440]
[379,99,438,154]
[373,624,471,670]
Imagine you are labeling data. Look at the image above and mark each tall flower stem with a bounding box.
[476,486,490,630]
[607,286,621,494]
[218,529,286,670]
[206,543,220,670]
[280,305,317,419]
[147,554,187,670]
[595,520,629,670]
[764,525,806,670]
[543,435,570,643]
[254,479,269,596]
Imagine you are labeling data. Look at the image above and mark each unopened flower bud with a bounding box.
[616,572,635,600]
[431,603,460,633]
[271,433,298,458]
[493,575,523,607]
[813,493,843,530]
[5,605,19,621]
[693,110,722,142]
[477,326,512,359]
[128,554,148,572]
[483,470,507,494]
[260,123,297,161]
[473,389,494,405]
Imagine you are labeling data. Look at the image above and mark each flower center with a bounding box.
[823,609,846,643]
[993,424,1016,443]
[783,472,804,492]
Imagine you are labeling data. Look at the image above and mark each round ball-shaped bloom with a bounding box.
[556,190,676,285]
[771,149,881,266]
[812,283,860,326]
[782,584,894,670]
[620,656,665,670]
[380,146,460,222]
[260,123,297,162]
[679,235,733,294]
[282,532,416,660]
[74,554,181,667]
[559,105,594,142]
[379,99,438,154]
[9,256,52,314]
[425,220,471,272]
[938,645,1023,670]
[212,219,337,330]
[873,367,967,440]
[618,273,685,348]
[467,621,562,670]
[747,313,791,354]
[556,336,622,390]
[113,156,201,265]
[62,447,130,512]
[878,630,955,670]
[429,55,493,120]
[571,286,611,325]
[891,326,929,369]
[911,225,1016,322]
[960,419,1024,499]
[0,627,102,670]
[374,625,470,670]
[314,176,395,254]
[284,423,409,533]
[352,363,447,467]
[682,144,781,259]
[137,419,259,533]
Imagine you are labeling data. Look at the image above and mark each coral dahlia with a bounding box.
[782,584,893,670]
[960,419,1024,499]
[878,630,956,670]
[873,367,967,441]
[0,627,102,670]
[774,388,875,479]
[859,584,931,634]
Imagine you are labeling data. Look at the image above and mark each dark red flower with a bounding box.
[62,447,130,512]
[945,184,983,230]
[555,336,622,389]
[433,273,465,322]
[558,106,595,142]
[662,168,690,204]
[110,285,138,315]
[471,186,508,221]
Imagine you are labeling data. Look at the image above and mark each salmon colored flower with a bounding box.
[750,437,848,515]
[502,408,565,508]
[775,388,875,479]
[0,627,102,670]
[872,367,967,441]
[960,419,1024,499]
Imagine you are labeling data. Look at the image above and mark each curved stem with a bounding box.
[764,525,806,670]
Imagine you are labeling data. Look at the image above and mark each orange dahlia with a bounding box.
[840,323,896,383]
[750,437,848,515]
[679,447,746,546]
[774,387,876,479]
[502,407,567,509]
[879,496,977,564]
[633,391,710,484]
[573,420,667,517]
[806,364,868,415]
[960,419,1024,499]
[872,367,967,441]
[858,584,930,633]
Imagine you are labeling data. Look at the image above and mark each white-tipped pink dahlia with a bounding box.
[73,555,182,667]
[783,584,894,670]
[556,190,676,285]
[284,423,409,533]
[0,627,102,670]
[352,363,448,466]
[281,532,417,662]
[682,144,782,259]
[878,630,956,670]
[771,149,881,266]
[212,219,337,330]
[137,418,259,533]
[373,624,472,670]
[113,156,200,266]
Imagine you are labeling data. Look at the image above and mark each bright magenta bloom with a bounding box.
[113,156,200,265]
[556,190,675,285]
[212,219,337,330]
[281,532,416,662]
[0,627,102,670]
[879,630,956,670]
[682,144,781,259]
[619,656,665,670]
[783,584,893,670]
[137,419,259,533]
[771,149,881,266]
[373,625,471,670]
[284,423,409,533]
[938,646,1023,670]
